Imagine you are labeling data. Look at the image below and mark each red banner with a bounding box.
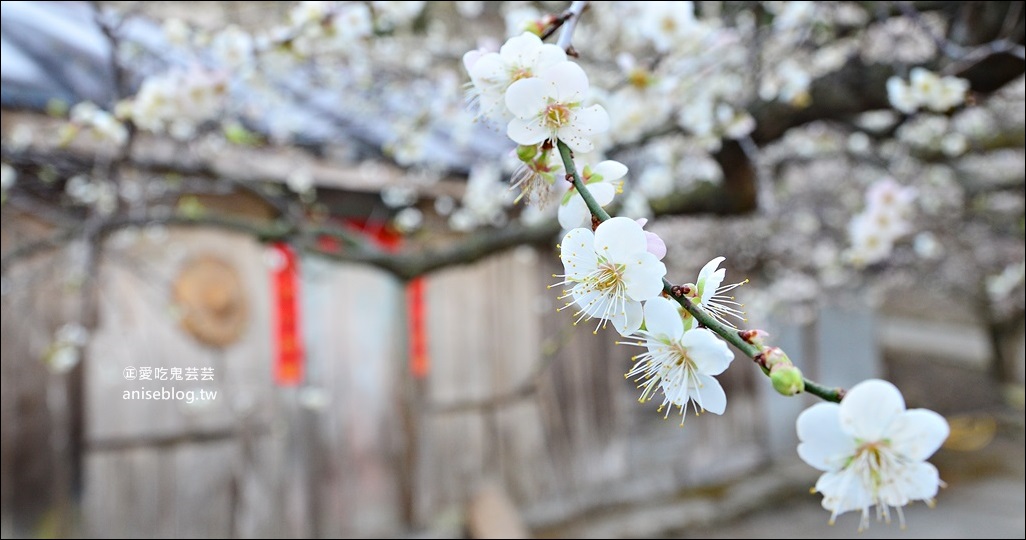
[407,277,429,379]
[271,242,303,386]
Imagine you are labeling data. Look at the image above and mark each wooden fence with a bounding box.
[2,226,896,538]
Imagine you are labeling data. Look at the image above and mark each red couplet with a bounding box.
[271,242,303,386]
[406,277,429,379]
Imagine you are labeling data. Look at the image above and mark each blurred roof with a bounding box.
[0,1,508,173]
[1,2,116,109]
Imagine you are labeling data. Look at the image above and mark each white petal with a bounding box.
[478,94,509,125]
[888,408,949,462]
[622,251,667,301]
[681,328,733,375]
[559,228,597,280]
[535,44,568,69]
[587,182,617,207]
[593,216,647,263]
[796,403,855,472]
[558,105,609,151]
[816,469,872,516]
[839,379,905,442]
[469,53,505,87]
[645,231,667,260]
[693,373,727,414]
[613,299,644,336]
[499,32,542,64]
[894,461,941,502]
[571,284,604,317]
[557,122,595,153]
[558,195,592,230]
[697,256,725,304]
[504,78,549,118]
[463,49,485,73]
[541,61,589,102]
[642,297,684,340]
[591,160,628,182]
[507,118,548,146]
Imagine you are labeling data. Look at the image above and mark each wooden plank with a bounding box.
[466,482,530,539]
[82,442,235,538]
[86,229,275,444]
[299,260,403,536]
[0,227,90,535]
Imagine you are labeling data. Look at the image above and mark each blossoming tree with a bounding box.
[2,0,1023,533]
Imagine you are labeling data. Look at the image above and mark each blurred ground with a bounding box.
[531,407,1024,539]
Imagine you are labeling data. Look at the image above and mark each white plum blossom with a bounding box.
[555,217,667,335]
[886,76,919,114]
[287,169,314,194]
[211,25,254,69]
[623,296,735,423]
[691,257,747,327]
[371,1,426,29]
[911,68,970,112]
[558,160,627,229]
[129,69,227,140]
[887,68,969,114]
[606,86,672,144]
[1,163,16,192]
[46,323,90,374]
[457,162,511,228]
[328,3,373,44]
[503,5,543,37]
[846,178,917,266]
[637,1,697,53]
[464,32,567,125]
[162,18,191,46]
[797,379,949,530]
[394,207,423,233]
[290,1,331,27]
[637,165,675,199]
[69,102,128,146]
[847,213,896,265]
[509,146,565,207]
[505,61,610,153]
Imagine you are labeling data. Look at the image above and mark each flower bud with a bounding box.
[739,329,770,346]
[762,346,790,369]
[770,364,805,396]
[516,144,539,163]
[524,20,545,37]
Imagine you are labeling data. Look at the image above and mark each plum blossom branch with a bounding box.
[554,140,844,403]
[556,1,589,52]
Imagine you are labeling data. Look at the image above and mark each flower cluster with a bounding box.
[66,102,129,147]
[887,68,970,114]
[122,68,228,140]
[552,217,744,422]
[846,178,917,266]
[464,32,611,210]
[462,24,954,531]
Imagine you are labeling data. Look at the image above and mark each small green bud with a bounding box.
[770,364,805,396]
[516,144,539,163]
[523,20,544,37]
[762,347,790,369]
